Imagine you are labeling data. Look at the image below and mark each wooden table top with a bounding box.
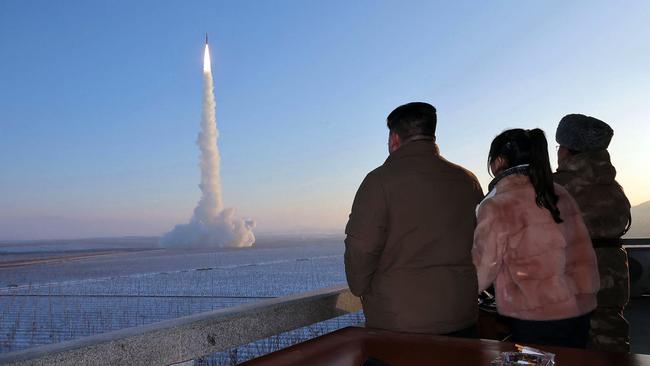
[241,326,650,366]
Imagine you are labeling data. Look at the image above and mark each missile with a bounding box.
[203,34,211,73]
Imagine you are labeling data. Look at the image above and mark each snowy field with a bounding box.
[0,234,361,362]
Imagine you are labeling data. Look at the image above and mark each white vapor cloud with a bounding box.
[160,44,255,248]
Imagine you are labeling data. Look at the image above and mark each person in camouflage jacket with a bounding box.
[554,114,632,353]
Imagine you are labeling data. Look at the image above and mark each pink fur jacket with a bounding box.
[473,174,600,320]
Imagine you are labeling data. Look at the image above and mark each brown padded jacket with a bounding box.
[344,141,484,334]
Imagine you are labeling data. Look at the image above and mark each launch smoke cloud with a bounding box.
[160,40,255,248]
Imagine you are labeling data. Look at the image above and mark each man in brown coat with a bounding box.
[554,114,632,352]
[344,102,484,335]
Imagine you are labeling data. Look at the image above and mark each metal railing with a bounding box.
[0,285,362,366]
[623,238,650,247]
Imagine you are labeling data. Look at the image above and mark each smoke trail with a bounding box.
[160,43,255,248]
[193,45,223,223]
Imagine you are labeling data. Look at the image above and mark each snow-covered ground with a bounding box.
[0,235,355,357]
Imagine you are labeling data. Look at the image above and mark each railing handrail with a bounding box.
[623,238,650,247]
[0,285,362,366]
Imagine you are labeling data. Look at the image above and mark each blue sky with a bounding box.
[1,0,649,240]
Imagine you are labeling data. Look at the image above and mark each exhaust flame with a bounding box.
[203,44,211,74]
[160,40,255,248]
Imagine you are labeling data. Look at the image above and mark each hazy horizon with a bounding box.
[2,202,649,242]
[2,1,649,240]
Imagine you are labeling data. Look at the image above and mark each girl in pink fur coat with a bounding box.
[473,128,600,348]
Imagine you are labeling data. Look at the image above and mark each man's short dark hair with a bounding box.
[387,102,437,139]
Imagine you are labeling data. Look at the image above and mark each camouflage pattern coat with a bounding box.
[554,150,631,353]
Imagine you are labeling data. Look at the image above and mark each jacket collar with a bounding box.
[492,172,531,194]
[385,140,439,164]
[488,164,530,192]
[477,171,530,216]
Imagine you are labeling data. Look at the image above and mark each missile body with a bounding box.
[203,34,211,73]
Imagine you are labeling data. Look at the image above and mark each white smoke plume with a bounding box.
[160,43,255,248]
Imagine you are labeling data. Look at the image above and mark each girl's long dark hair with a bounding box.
[488,128,563,223]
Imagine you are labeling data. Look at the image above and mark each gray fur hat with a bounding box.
[555,114,613,152]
